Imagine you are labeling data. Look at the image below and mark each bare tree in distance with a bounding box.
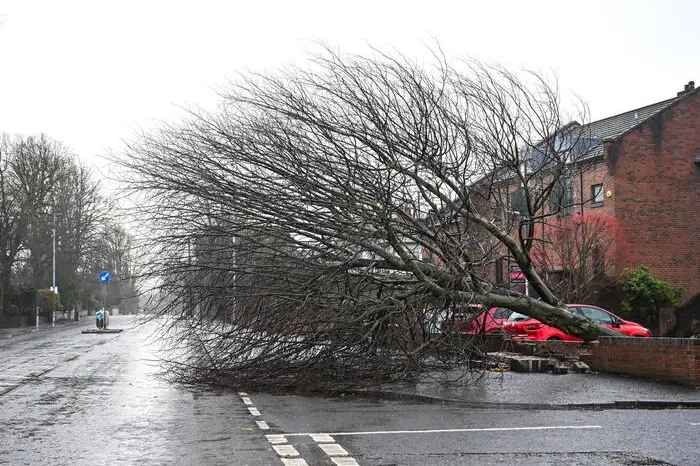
[118,46,623,390]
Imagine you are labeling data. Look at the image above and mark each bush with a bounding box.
[621,266,682,331]
[5,304,20,317]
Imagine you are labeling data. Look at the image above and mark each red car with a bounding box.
[441,306,513,334]
[503,304,652,341]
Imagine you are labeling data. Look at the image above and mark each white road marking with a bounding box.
[281,459,309,466]
[331,458,360,466]
[273,445,300,457]
[286,425,602,437]
[240,394,314,465]
[319,443,348,456]
[266,434,288,444]
[691,422,700,425]
[256,420,270,430]
[310,434,335,443]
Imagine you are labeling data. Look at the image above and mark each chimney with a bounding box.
[678,80,696,96]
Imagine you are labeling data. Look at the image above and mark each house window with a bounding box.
[591,184,604,206]
[510,187,528,216]
[549,178,573,212]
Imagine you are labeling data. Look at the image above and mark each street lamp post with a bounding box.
[51,197,56,327]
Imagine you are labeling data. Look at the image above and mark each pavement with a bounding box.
[4,320,699,409]
[0,317,90,338]
[357,365,700,410]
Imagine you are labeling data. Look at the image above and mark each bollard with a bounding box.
[96,309,105,330]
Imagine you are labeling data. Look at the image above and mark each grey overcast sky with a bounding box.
[1,0,698,176]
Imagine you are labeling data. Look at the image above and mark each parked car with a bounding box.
[503,304,652,341]
[440,304,483,333]
[441,306,513,334]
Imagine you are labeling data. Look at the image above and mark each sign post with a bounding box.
[509,264,529,296]
[99,271,111,329]
[82,270,123,334]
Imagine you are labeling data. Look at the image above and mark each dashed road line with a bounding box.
[266,434,288,444]
[310,434,334,443]
[331,458,360,466]
[239,392,360,465]
[319,443,349,456]
[281,459,309,466]
[256,420,270,430]
[273,445,300,457]
[239,392,313,465]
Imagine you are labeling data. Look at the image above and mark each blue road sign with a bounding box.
[96,311,104,319]
[99,271,111,283]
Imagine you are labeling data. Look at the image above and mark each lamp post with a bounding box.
[52,198,56,292]
[51,197,57,326]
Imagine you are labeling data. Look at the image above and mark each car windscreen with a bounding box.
[492,307,513,320]
[507,311,531,322]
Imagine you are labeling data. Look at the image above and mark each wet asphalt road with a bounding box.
[0,316,278,466]
[250,393,700,465]
[1,316,699,466]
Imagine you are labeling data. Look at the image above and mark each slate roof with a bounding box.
[573,96,680,161]
[583,97,677,140]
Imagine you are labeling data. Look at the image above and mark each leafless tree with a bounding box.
[0,133,114,318]
[54,161,109,313]
[118,47,622,390]
[532,213,626,303]
[0,134,23,314]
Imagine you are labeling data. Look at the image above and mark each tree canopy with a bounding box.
[119,47,623,389]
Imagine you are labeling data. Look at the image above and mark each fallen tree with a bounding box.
[119,46,622,390]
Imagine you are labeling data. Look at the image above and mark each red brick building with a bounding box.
[474,82,699,310]
[602,83,699,303]
[568,82,700,305]
[521,81,700,307]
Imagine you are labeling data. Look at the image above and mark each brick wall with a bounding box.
[576,160,617,218]
[606,90,700,301]
[583,337,699,387]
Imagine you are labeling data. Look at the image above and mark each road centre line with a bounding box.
[691,422,700,425]
[285,425,602,437]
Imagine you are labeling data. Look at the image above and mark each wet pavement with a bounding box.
[361,368,700,409]
[1,316,699,466]
[0,316,279,466]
